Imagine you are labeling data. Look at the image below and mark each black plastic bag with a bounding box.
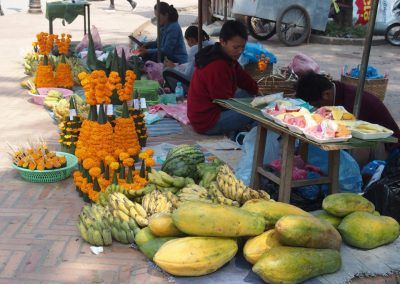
[363,173,400,221]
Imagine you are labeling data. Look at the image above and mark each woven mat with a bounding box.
[170,237,400,284]
[147,118,183,137]
[196,138,243,169]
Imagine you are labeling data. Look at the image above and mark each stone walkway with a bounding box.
[0,1,399,283]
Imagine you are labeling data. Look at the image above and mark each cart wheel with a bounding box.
[247,16,276,40]
[385,23,400,46]
[276,4,311,46]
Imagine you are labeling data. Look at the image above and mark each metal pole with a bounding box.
[28,0,42,14]
[353,0,379,118]
[224,0,228,22]
[198,0,203,50]
[156,0,161,62]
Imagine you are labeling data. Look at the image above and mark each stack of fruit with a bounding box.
[43,89,64,110]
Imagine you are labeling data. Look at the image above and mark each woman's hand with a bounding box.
[138,46,148,56]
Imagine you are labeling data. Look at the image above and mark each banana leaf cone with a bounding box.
[104,165,110,180]
[93,178,101,192]
[121,101,129,118]
[127,167,133,184]
[110,49,122,105]
[86,31,97,72]
[119,164,125,179]
[43,54,49,66]
[120,48,127,84]
[100,160,105,173]
[83,192,91,203]
[112,170,118,185]
[146,166,152,173]
[61,54,66,64]
[87,175,93,184]
[139,159,146,178]
[88,105,98,122]
[97,104,108,125]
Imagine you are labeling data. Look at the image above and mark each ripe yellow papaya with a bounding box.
[148,212,183,237]
[138,237,177,260]
[338,211,400,249]
[172,201,266,237]
[243,229,282,264]
[154,237,238,276]
[241,199,311,226]
[253,247,341,284]
[322,193,375,217]
[275,215,342,250]
[312,210,342,228]
[135,227,156,246]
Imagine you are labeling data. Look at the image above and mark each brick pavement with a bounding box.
[0,1,399,283]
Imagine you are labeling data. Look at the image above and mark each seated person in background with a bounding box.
[138,2,188,64]
[164,26,214,78]
[295,72,400,163]
[187,20,258,136]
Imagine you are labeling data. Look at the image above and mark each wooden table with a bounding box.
[46,1,90,35]
[215,98,397,203]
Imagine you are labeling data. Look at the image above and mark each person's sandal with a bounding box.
[128,0,136,10]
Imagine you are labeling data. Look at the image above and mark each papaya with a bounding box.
[154,237,238,276]
[138,237,177,260]
[312,210,342,228]
[243,229,282,264]
[148,212,183,237]
[275,215,342,250]
[172,201,266,237]
[253,247,341,284]
[322,193,375,217]
[338,211,400,249]
[241,199,311,226]
[134,227,156,246]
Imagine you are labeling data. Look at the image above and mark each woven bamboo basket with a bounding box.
[257,75,297,95]
[340,74,388,102]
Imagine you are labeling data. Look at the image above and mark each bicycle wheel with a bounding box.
[247,16,276,40]
[276,5,311,46]
[385,23,400,46]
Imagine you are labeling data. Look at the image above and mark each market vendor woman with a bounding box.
[187,20,258,136]
[295,72,400,161]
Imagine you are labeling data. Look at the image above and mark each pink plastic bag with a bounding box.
[76,25,103,53]
[143,60,164,84]
[288,53,320,76]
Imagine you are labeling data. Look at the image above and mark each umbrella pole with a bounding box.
[353,0,380,118]
[156,0,161,62]
[198,0,203,50]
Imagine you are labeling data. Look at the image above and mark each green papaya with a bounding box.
[322,193,375,217]
[312,210,342,228]
[138,237,177,260]
[275,215,342,250]
[253,247,341,284]
[241,199,311,226]
[338,211,400,249]
[135,227,157,246]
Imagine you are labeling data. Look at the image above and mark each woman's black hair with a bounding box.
[295,72,333,102]
[184,26,210,41]
[219,20,248,41]
[154,2,179,22]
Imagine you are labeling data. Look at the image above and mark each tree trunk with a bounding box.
[334,0,354,28]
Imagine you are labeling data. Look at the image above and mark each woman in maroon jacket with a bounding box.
[187,20,258,135]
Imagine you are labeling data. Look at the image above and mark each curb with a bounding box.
[309,34,387,46]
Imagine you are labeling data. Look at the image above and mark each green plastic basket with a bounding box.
[133,80,160,102]
[12,152,78,183]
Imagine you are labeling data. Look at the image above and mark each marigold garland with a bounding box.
[35,61,56,88]
[34,32,57,56]
[109,70,137,102]
[55,33,72,55]
[113,117,141,155]
[55,62,74,88]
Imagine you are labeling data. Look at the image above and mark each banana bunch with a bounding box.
[78,204,113,246]
[209,181,240,207]
[23,52,39,75]
[177,184,212,204]
[216,165,271,205]
[98,184,156,206]
[108,192,149,227]
[44,90,63,110]
[197,159,224,188]
[141,190,173,216]
[148,169,189,194]
[165,191,180,209]
[109,214,140,244]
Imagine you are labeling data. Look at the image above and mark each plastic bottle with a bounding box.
[175,82,185,103]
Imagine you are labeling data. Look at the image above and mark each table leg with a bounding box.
[250,125,266,189]
[278,134,295,203]
[49,17,53,34]
[299,142,308,163]
[328,150,340,194]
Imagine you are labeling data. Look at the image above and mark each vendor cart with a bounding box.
[232,0,331,46]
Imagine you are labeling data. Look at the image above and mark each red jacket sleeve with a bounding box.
[235,64,259,95]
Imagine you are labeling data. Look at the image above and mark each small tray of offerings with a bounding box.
[11,142,78,183]
[28,88,73,105]
[314,106,355,121]
[271,106,311,128]
[303,120,352,144]
[284,113,319,135]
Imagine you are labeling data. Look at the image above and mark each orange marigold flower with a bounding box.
[145,158,156,167]
[119,152,130,161]
[82,158,96,170]
[138,153,148,160]
[109,162,120,170]
[144,148,155,157]
[89,167,102,178]
[123,158,134,167]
